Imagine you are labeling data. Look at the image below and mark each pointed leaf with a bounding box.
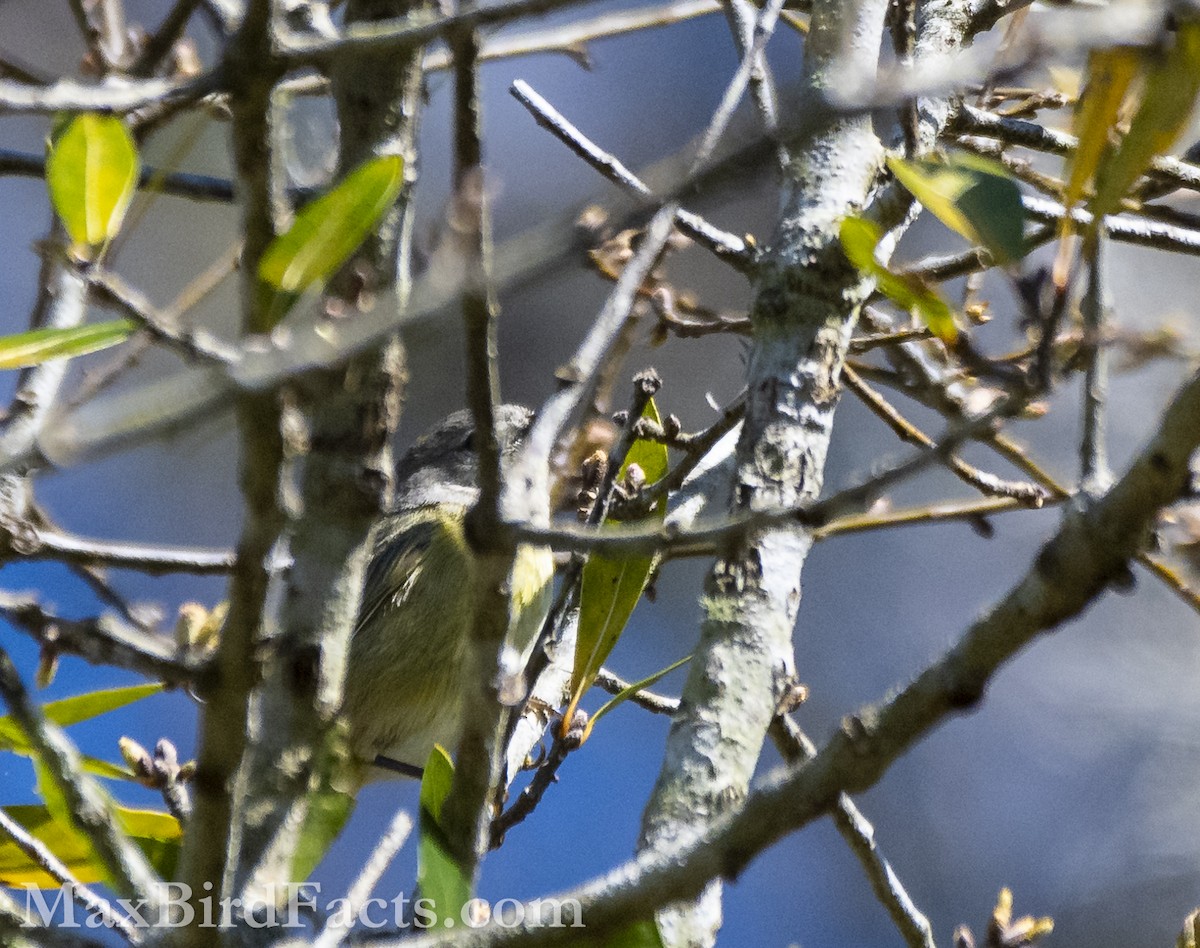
[1065,47,1141,211]
[0,683,161,754]
[1092,22,1200,221]
[0,804,180,887]
[80,756,134,780]
[589,654,690,729]
[417,746,470,927]
[565,399,670,738]
[46,114,140,258]
[256,154,405,328]
[0,321,134,370]
[290,731,356,882]
[887,153,1026,265]
[839,217,957,342]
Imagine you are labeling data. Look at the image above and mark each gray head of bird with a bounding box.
[392,404,534,510]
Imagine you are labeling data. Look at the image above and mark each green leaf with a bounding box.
[289,732,357,882]
[0,804,180,887]
[417,746,470,927]
[0,321,134,370]
[256,154,405,329]
[566,399,671,739]
[887,153,1026,265]
[46,113,140,258]
[1092,21,1200,222]
[590,654,691,728]
[34,761,74,842]
[80,756,133,780]
[606,919,666,947]
[1065,47,1141,212]
[0,683,162,755]
[839,216,958,343]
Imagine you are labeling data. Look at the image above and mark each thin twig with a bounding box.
[85,268,238,364]
[280,0,599,65]
[813,495,1060,540]
[0,590,198,686]
[594,667,678,715]
[0,808,141,942]
[843,365,1045,503]
[950,104,1200,198]
[769,715,936,948]
[509,81,753,271]
[312,809,414,948]
[31,527,236,574]
[1024,194,1200,258]
[0,71,221,115]
[130,0,202,77]
[0,148,235,201]
[689,0,786,178]
[489,734,574,849]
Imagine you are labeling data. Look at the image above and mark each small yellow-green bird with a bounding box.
[343,405,554,779]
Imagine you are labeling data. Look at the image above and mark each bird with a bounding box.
[342,405,554,779]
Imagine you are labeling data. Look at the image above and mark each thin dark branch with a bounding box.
[489,733,574,849]
[0,591,199,686]
[280,0,598,65]
[769,714,936,948]
[0,148,236,202]
[509,81,753,271]
[86,268,238,364]
[594,667,678,715]
[843,365,1045,503]
[130,0,202,77]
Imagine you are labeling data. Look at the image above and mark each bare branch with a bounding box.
[769,714,935,948]
[280,0,598,66]
[399,362,1200,948]
[509,81,753,270]
[0,72,220,115]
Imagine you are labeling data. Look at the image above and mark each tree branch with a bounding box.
[400,361,1200,948]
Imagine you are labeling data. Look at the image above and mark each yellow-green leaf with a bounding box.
[0,683,161,755]
[417,746,470,927]
[1065,47,1141,212]
[590,654,690,728]
[1092,21,1200,222]
[0,804,180,887]
[290,731,356,882]
[46,114,140,258]
[256,154,405,329]
[887,153,1026,265]
[0,320,134,370]
[566,399,671,739]
[839,217,958,343]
